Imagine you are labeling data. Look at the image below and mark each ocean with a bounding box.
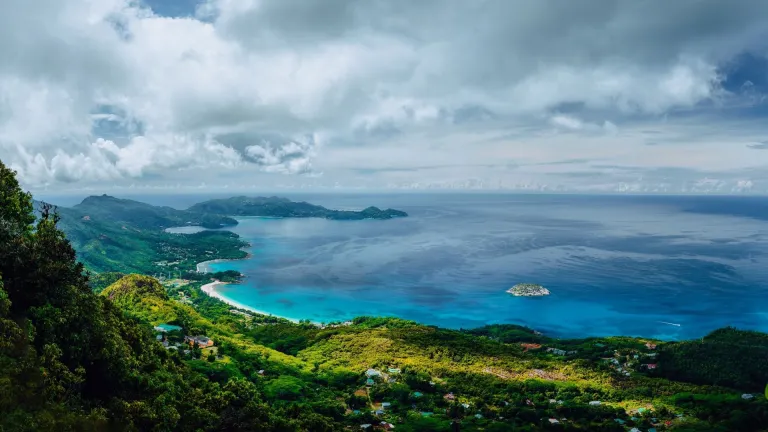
[49,192,768,340]
[156,193,766,341]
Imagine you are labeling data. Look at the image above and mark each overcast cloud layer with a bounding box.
[2,0,768,193]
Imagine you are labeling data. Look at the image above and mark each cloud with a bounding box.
[747,141,768,149]
[0,0,767,191]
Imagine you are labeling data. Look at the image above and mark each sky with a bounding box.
[2,0,768,194]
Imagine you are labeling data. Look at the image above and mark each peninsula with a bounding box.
[188,196,408,220]
[507,283,551,296]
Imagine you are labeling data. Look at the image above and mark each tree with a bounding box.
[264,376,304,400]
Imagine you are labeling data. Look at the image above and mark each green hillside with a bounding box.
[2,160,767,431]
[73,194,238,230]
[51,199,247,274]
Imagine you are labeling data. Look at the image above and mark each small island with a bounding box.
[507,283,551,297]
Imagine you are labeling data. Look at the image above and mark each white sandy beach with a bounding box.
[200,280,299,323]
[196,259,230,273]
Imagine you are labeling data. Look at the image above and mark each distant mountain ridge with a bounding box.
[188,195,408,220]
[74,194,238,229]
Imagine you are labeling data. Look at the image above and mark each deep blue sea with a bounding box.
[51,192,768,340]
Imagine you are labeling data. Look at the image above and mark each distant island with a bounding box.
[188,196,408,220]
[507,283,551,296]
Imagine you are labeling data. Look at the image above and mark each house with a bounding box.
[379,422,395,430]
[548,419,559,424]
[520,343,542,352]
[549,399,557,404]
[360,425,372,430]
[373,409,384,416]
[185,335,214,347]
[629,429,641,432]
[474,414,482,419]
[412,392,423,398]
[644,364,657,370]
[366,369,382,377]
[366,378,375,386]
[461,403,470,409]
[742,393,755,400]
[614,419,626,425]
[645,343,657,350]
[444,393,456,401]
[257,370,265,375]
[156,334,163,341]
[388,368,401,374]
[381,402,391,409]
[546,348,567,356]
[589,401,601,406]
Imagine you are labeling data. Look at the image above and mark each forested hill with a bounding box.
[72,194,238,229]
[188,195,409,220]
[40,197,247,275]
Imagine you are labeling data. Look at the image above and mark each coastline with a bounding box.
[196,251,253,273]
[201,280,299,323]
[193,237,306,323]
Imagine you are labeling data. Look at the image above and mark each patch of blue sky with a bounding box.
[141,0,202,18]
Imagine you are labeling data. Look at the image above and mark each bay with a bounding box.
[180,193,767,340]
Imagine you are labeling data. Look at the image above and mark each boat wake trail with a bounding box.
[657,321,682,327]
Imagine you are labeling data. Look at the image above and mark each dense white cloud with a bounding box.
[1,0,768,191]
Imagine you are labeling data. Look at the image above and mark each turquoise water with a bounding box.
[188,194,768,340]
